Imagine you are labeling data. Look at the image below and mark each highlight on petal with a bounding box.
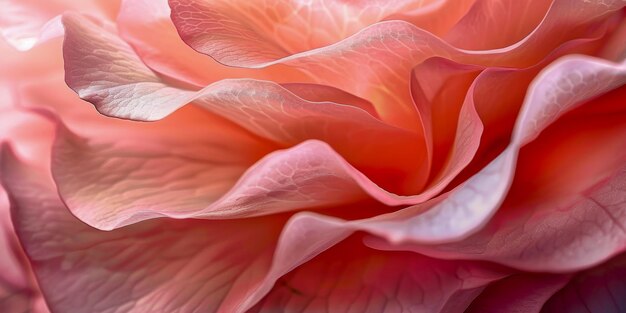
[117,0,310,87]
[3,146,284,313]
[355,55,626,245]
[166,0,623,130]
[8,147,481,313]
[249,235,508,313]
[167,0,440,65]
[444,0,553,49]
[61,12,448,213]
[0,0,119,50]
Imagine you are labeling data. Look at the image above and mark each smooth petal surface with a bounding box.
[368,85,626,271]
[0,0,119,50]
[444,0,553,49]
[6,149,410,313]
[466,274,570,313]
[4,149,280,313]
[249,236,508,313]
[168,0,623,129]
[356,55,626,245]
[542,252,626,313]
[63,13,424,185]
[168,0,440,63]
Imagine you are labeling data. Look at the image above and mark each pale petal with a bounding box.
[0,0,119,50]
[118,0,307,87]
[168,0,439,62]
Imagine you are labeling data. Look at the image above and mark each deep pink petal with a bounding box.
[356,56,626,244]
[466,274,570,313]
[542,252,626,313]
[249,235,508,313]
[0,0,119,50]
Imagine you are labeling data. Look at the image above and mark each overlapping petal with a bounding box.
[4,148,511,313]
[357,55,626,245]
[168,0,624,129]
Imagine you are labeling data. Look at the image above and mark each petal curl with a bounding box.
[167,0,623,129]
[358,56,626,244]
[368,82,626,271]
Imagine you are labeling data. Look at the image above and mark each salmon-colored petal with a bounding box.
[542,252,626,313]
[355,56,626,244]
[444,0,552,50]
[168,0,440,63]
[368,84,626,271]
[168,0,623,129]
[387,0,477,37]
[5,149,401,313]
[117,0,309,87]
[3,148,282,313]
[62,13,430,195]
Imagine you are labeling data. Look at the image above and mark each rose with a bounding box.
[1,0,626,312]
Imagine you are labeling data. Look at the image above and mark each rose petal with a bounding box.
[466,274,570,313]
[63,13,425,191]
[168,0,440,62]
[168,0,623,129]
[542,252,626,313]
[356,55,626,244]
[4,148,391,312]
[444,0,553,49]
[368,84,626,271]
[248,235,508,313]
[4,147,281,313]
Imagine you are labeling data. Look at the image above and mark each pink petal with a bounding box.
[367,81,626,271]
[0,0,119,50]
[444,0,553,49]
[62,13,440,202]
[466,274,570,313]
[59,12,461,209]
[5,149,409,313]
[4,148,282,312]
[168,0,440,64]
[542,252,626,313]
[168,0,623,130]
[248,235,508,313]
[357,56,626,244]
[117,0,310,87]
[387,0,476,37]
[63,13,422,174]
